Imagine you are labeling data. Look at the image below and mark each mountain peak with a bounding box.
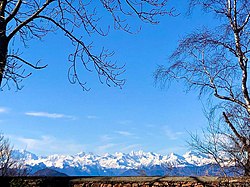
[76,151,86,157]
[12,149,38,160]
[13,149,216,176]
[183,151,213,166]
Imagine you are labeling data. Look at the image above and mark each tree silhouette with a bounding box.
[0,0,173,90]
[155,0,250,176]
[0,134,27,176]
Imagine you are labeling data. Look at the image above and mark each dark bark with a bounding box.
[0,37,7,86]
[245,156,250,176]
[0,0,7,86]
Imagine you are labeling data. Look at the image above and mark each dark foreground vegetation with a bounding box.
[0,176,250,187]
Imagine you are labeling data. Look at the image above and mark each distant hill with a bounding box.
[33,168,68,176]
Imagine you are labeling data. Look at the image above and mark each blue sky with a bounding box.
[0,1,215,156]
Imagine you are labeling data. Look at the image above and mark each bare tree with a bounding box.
[0,134,12,176]
[0,0,173,90]
[188,106,250,176]
[0,134,27,176]
[155,0,250,176]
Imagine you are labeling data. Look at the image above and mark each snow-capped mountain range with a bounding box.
[12,150,222,176]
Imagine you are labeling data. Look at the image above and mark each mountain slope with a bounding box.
[33,168,68,176]
[14,150,221,176]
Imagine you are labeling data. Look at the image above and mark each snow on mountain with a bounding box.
[165,153,191,167]
[128,151,164,167]
[13,150,216,176]
[183,151,214,166]
[12,149,38,160]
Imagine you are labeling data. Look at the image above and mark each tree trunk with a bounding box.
[245,150,250,176]
[0,0,7,86]
[0,36,7,86]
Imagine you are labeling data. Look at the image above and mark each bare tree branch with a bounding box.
[155,0,250,176]
[0,0,173,90]
[5,0,22,23]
